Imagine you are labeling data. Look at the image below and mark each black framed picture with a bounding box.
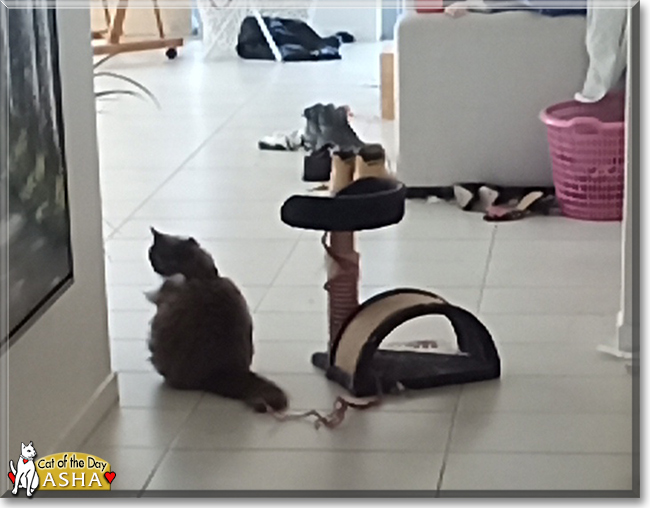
[2,8,73,346]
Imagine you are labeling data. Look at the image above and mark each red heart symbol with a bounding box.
[8,472,15,484]
[104,471,116,485]
[23,459,28,464]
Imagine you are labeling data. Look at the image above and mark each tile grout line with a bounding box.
[252,237,303,314]
[136,393,206,497]
[105,83,270,239]
[112,367,634,379]
[134,445,633,456]
[77,400,123,452]
[103,218,116,231]
[476,226,498,314]
[435,385,463,494]
[103,282,623,289]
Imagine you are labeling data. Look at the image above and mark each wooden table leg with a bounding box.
[109,0,129,45]
[102,0,112,29]
[152,0,166,40]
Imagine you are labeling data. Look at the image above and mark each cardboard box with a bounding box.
[381,49,395,121]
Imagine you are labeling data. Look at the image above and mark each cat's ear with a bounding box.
[186,237,198,246]
[21,442,25,449]
[143,288,159,304]
[28,441,32,446]
[150,227,162,239]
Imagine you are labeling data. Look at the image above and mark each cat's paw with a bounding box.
[249,398,269,413]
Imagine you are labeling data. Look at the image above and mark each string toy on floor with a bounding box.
[268,395,382,430]
[274,141,501,426]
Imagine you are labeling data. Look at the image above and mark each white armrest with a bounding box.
[396,11,588,187]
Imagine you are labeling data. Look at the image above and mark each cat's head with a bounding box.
[21,442,36,459]
[148,228,218,280]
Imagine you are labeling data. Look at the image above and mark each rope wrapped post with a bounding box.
[322,231,359,347]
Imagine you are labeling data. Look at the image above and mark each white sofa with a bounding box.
[396,11,589,187]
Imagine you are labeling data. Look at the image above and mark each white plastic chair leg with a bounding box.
[252,9,283,62]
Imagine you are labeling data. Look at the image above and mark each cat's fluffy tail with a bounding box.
[205,371,288,413]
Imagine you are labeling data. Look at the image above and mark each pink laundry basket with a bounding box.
[540,92,626,221]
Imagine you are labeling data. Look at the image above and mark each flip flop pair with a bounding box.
[453,183,557,222]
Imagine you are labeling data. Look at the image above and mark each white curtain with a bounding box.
[575,3,628,103]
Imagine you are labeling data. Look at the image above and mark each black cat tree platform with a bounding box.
[280,175,501,398]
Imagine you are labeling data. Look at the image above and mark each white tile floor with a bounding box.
[86,41,633,494]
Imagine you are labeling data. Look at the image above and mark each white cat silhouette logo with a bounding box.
[8,441,40,497]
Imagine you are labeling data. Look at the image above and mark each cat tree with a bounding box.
[280,149,501,397]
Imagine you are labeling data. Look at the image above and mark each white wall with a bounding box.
[617,7,635,354]
[2,8,116,485]
[310,2,380,42]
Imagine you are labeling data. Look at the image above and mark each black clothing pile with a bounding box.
[237,16,354,62]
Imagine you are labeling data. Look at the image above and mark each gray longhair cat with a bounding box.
[145,227,288,412]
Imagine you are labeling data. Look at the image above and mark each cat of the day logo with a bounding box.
[8,442,116,495]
